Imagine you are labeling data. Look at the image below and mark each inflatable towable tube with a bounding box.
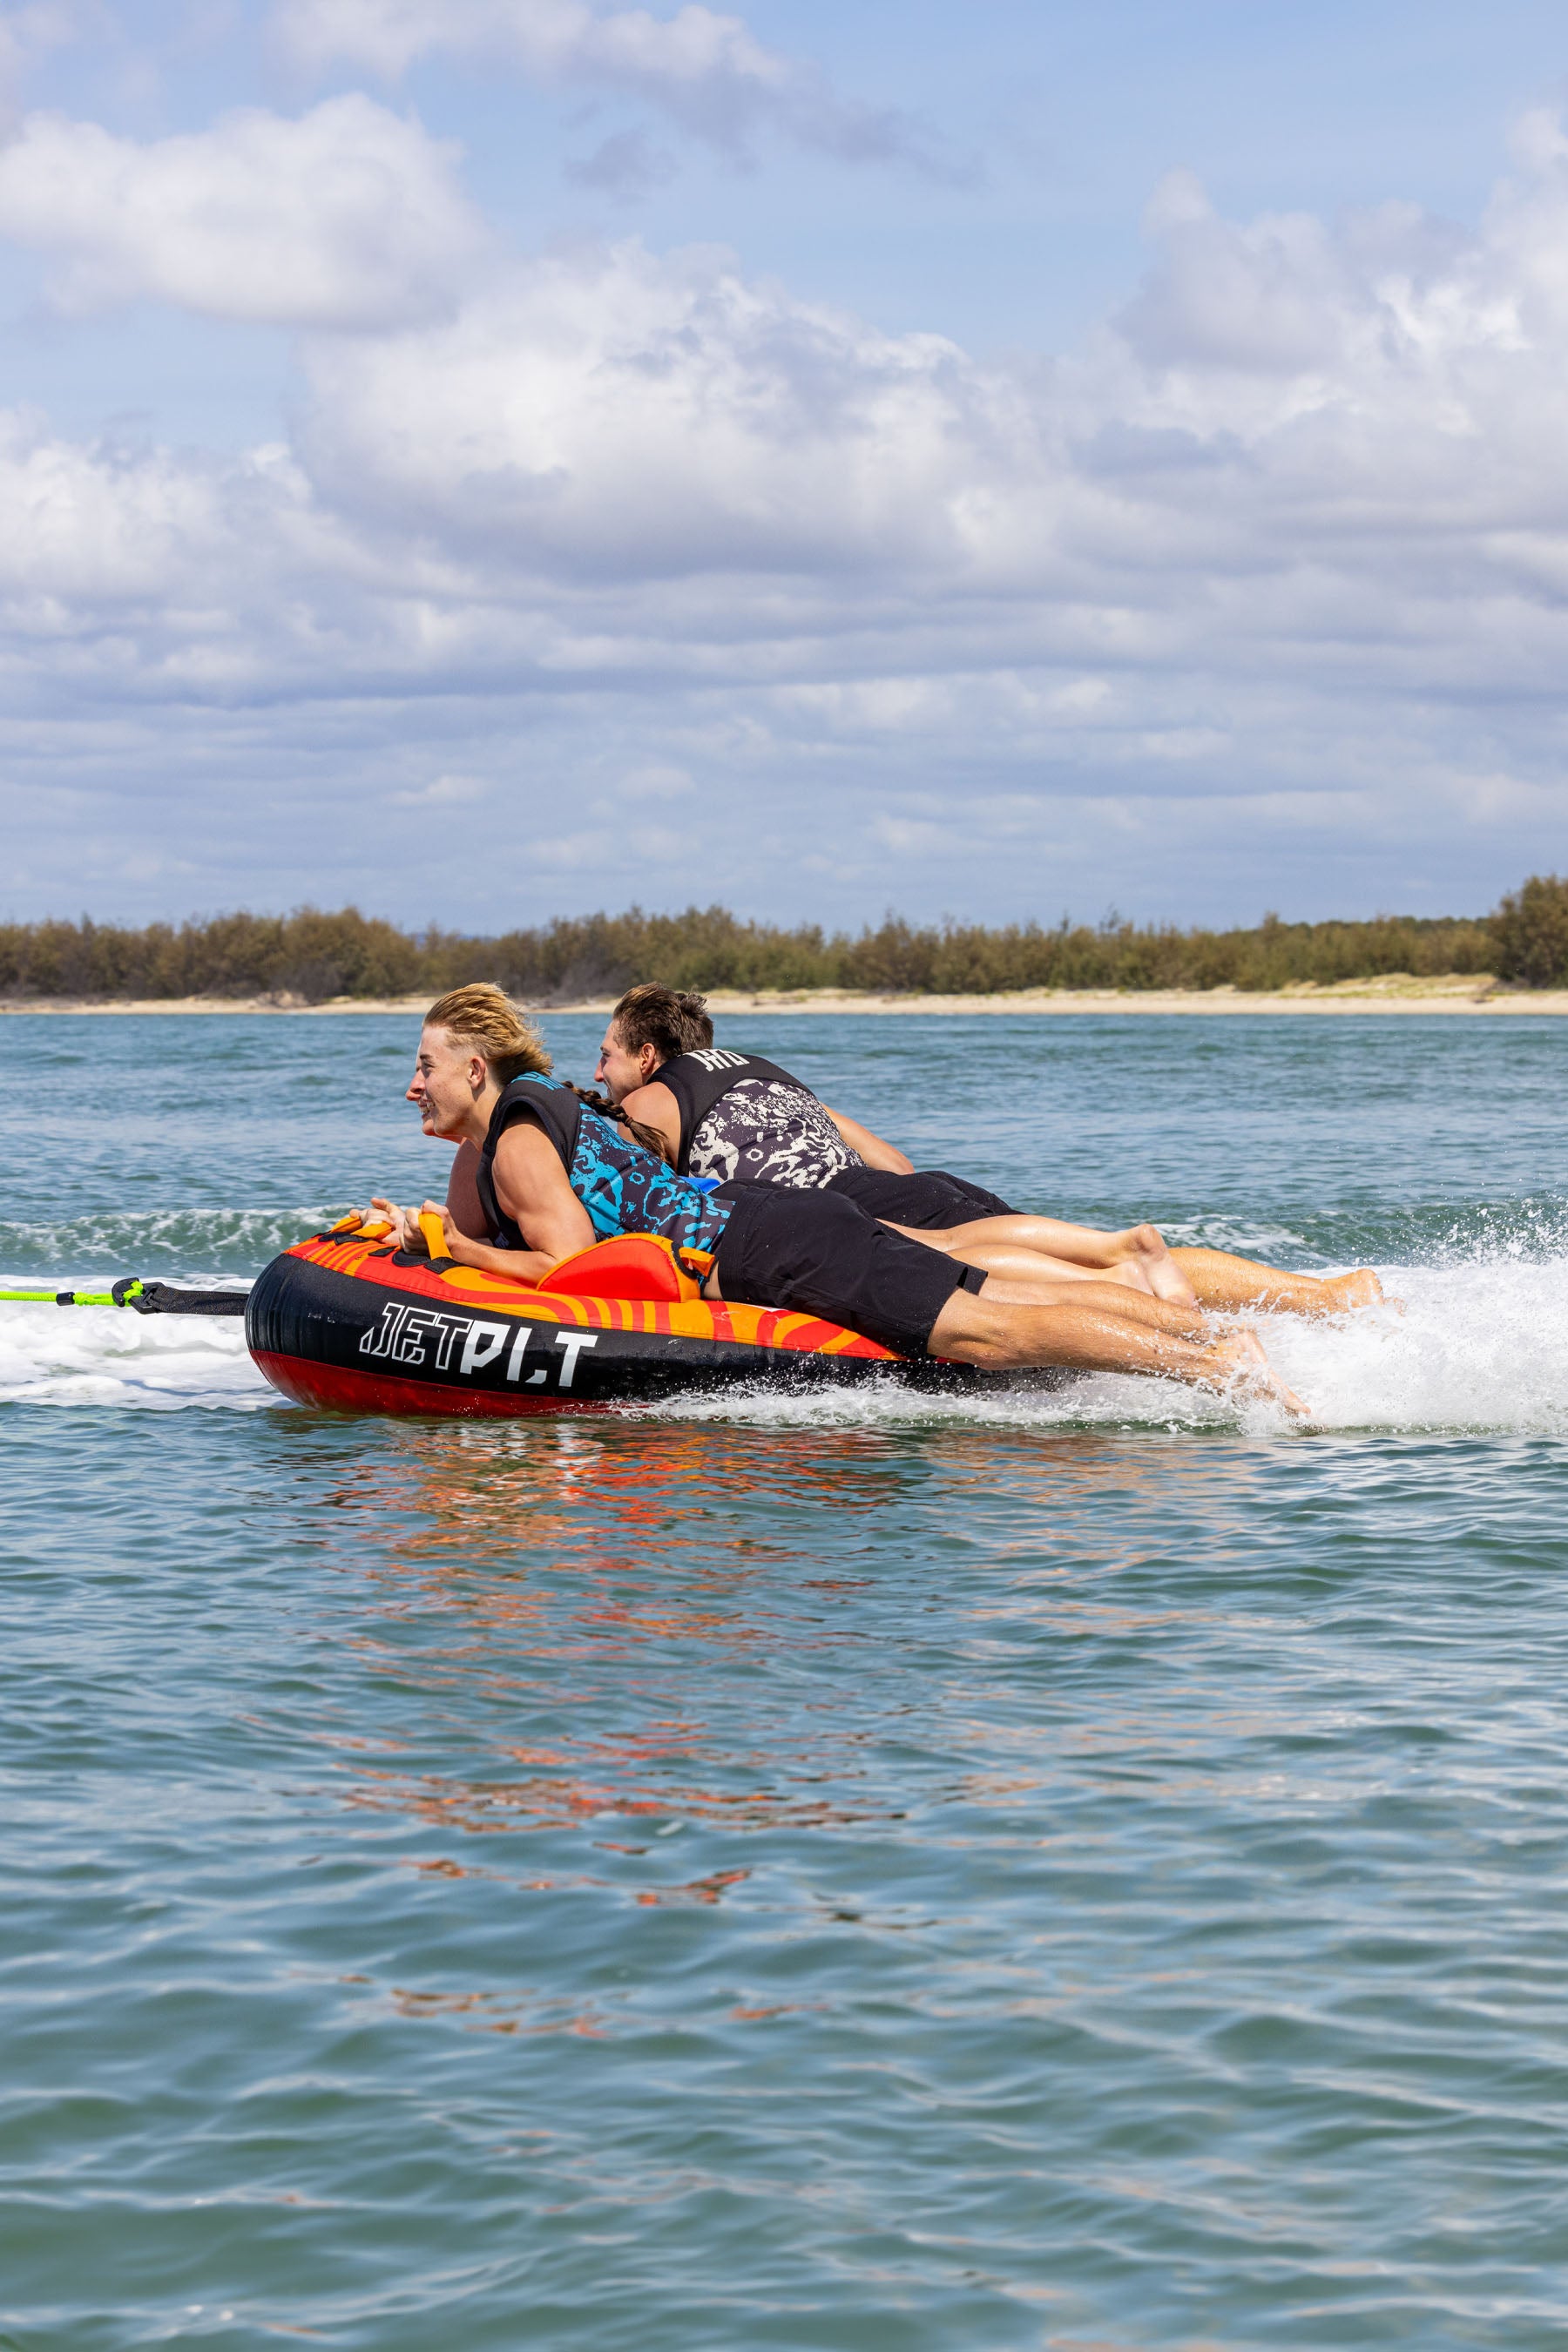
[247,1216,966,1416]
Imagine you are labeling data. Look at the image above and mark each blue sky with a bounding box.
[2,0,1568,930]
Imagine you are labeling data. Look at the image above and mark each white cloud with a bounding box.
[0,408,238,600]
[295,239,994,578]
[270,0,956,174]
[275,0,773,94]
[10,112,1568,918]
[391,772,490,803]
[278,126,1568,662]
[0,96,485,325]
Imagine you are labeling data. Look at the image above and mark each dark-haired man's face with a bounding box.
[594,1021,658,1105]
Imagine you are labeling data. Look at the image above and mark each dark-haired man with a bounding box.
[384,984,1309,1413]
[593,983,1388,1319]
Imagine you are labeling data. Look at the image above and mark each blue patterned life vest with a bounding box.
[476,1074,733,1260]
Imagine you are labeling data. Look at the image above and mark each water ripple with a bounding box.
[7,1017,1568,2349]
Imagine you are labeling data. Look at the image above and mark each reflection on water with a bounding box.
[283,1414,1537,1924]
[314,1422,943,1849]
[161,1408,1566,2352]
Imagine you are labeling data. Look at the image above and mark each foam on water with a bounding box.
[1259,1257,1568,1434]
[0,1298,269,1409]
[651,1260,1568,1437]
[4,1254,1565,1430]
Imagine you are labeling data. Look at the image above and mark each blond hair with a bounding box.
[422,980,673,1162]
[423,983,553,1084]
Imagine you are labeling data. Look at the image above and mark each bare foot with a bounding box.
[1207,1328,1310,1419]
[1245,1267,1403,1321]
[1308,1267,1402,1317]
[1104,1256,1158,1295]
[1120,1223,1200,1308]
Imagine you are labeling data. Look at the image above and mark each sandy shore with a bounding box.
[3,976,1564,1016]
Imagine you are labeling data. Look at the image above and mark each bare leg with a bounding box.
[927,1288,1309,1416]
[965,1269,1213,1341]
[921,1215,1387,1320]
[882,1216,1200,1304]
[882,1224,1161,1295]
[918,1215,1200,1306]
[707,1243,1209,1341]
[1169,1249,1389,1318]
[701,1257,1305,1411]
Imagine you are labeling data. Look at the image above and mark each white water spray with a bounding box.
[2,1258,1565,1430]
[0,1297,268,1410]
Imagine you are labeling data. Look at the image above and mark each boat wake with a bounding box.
[0,1294,267,1410]
[2,1256,1567,1432]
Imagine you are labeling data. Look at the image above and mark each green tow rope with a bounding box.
[0,1277,247,1317]
[0,1278,144,1307]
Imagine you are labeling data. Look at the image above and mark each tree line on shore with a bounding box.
[3,875,1567,1001]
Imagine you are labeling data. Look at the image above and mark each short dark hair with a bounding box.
[610,982,713,1065]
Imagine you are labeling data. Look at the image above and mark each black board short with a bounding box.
[714,1183,987,1358]
[825,1166,1018,1228]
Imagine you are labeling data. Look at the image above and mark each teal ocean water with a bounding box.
[4,1011,1568,2348]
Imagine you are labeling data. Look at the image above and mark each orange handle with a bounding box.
[418,1210,449,1260]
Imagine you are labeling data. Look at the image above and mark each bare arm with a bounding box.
[368,1140,486,1252]
[423,1122,595,1283]
[822,1106,914,1175]
[446,1141,486,1238]
[617,1078,682,1162]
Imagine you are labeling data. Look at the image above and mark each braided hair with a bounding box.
[561,1081,677,1166]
